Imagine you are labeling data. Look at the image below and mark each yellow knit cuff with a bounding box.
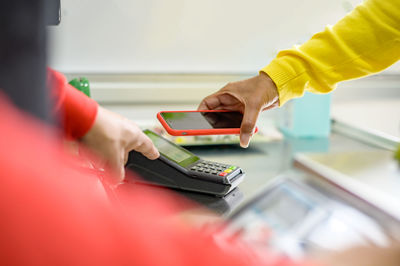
[260,59,307,106]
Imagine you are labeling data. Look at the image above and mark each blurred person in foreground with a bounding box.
[0,0,159,184]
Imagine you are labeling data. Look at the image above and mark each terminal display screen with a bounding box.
[144,130,199,167]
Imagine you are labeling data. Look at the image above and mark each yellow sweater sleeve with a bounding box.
[261,0,400,106]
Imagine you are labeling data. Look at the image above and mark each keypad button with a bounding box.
[193,161,239,176]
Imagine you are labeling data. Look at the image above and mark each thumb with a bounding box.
[104,155,126,184]
[116,165,125,183]
[108,164,125,185]
[240,107,260,148]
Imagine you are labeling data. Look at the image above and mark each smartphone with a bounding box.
[157,110,256,136]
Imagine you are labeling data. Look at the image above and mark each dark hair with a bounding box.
[0,0,53,123]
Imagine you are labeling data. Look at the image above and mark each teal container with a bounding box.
[279,92,331,138]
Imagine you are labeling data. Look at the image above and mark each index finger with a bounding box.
[130,132,160,160]
[198,92,222,110]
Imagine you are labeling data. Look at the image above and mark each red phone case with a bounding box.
[157,110,257,136]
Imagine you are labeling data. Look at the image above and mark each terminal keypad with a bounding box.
[189,160,237,177]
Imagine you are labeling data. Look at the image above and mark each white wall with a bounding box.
[49,0,395,74]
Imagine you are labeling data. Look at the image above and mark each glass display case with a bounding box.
[220,175,400,259]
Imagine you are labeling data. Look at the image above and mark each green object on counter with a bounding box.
[69,77,91,98]
[395,144,400,165]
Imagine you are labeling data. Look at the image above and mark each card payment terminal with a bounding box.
[126,130,245,196]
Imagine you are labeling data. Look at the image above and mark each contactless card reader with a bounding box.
[126,130,245,197]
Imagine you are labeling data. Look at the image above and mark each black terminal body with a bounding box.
[126,130,245,197]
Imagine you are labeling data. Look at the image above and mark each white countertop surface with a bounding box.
[331,99,400,140]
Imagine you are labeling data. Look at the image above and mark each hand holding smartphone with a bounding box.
[157,110,257,136]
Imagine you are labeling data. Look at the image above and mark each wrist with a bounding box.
[258,71,280,106]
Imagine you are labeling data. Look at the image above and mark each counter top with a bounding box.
[182,132,397,215]
[107,104,399,217]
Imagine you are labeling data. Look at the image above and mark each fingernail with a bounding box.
[240,133,251,148]
[150,150,160,160]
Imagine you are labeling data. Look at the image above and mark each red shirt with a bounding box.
[0,71,319,266]
[0,96,315,266]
